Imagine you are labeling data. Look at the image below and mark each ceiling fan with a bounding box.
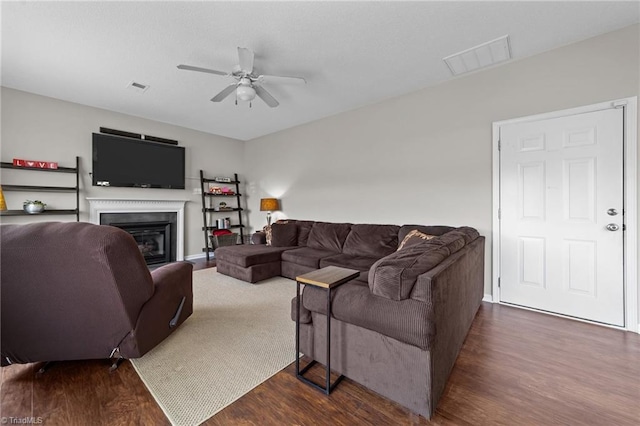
[177,47,306,108]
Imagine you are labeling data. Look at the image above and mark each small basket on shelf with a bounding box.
[210,231,238,249]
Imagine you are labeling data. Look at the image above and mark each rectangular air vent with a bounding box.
[127,81,150,93]
[443,35,511,76]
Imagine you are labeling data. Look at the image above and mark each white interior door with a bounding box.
[500,108,624,326]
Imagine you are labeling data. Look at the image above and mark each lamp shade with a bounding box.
[260,198,280,211]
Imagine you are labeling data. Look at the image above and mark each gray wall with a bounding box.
[0,87,244,257]
[244,25,639,310]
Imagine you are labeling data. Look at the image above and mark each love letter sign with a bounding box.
[13,159,58,169]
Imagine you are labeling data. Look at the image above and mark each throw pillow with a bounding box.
[397,229,435,251]
[369,241,450,300]
[264,225,273,246]
[270,223,298,247]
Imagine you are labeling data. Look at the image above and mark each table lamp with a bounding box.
[260,198,280,226]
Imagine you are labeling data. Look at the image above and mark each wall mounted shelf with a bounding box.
[0,157,80,221]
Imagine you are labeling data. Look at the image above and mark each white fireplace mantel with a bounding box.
[87,198,188,261]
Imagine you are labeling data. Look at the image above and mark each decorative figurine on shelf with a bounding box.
[218,202,233,211]
[220,187,235,195]
[23,200,46,214]
[209,186,222,194]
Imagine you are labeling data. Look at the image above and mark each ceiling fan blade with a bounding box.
[210,84,238,102]
[237,47,254,73]
[258,74,306,85]
[177,64,227,76]
[254,85,279,108]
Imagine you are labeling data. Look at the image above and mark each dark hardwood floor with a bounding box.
[2,258,639,425]
[191,258,217,271]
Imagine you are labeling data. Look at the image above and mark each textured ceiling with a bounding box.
[2,2,638,141]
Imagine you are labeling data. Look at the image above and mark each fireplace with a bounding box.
[114,221,172,265]
[87,199,187,265]
[99,211,178,266]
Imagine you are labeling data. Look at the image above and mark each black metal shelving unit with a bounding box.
[199,171,245,260]
[0,157,80,221]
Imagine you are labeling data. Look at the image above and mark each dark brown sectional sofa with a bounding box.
[215,220,485,418]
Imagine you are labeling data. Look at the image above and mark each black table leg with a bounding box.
[326,286,331,394]
[296,280,300,376]
[296,282,344,394]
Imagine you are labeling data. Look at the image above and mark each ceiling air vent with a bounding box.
[443,35,511,76]
[127,81,150,93]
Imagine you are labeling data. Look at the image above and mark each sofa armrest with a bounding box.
[118,262,194,358]
[410,236,484,415]
[252,232,267,245]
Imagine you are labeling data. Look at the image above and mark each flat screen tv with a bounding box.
[92,133,185,189]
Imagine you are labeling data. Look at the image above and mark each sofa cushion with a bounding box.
[285,219,316,246]
[398,225,455,246]
[302,282,434,350]
[271,222,298,247]
[368,241,451,300]
[265,219,291,246]
[397,229,436,251]
[319,253,379,272]
[294,220,316,246]
[214,245,293,268]
[281,247,337,268]
[307,222,352,252]
[342,224,400,258]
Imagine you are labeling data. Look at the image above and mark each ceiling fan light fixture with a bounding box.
[236,85,256,102]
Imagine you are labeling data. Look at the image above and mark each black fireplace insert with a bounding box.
[112,221,172,266]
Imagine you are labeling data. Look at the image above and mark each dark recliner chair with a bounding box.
[0,221,193,367]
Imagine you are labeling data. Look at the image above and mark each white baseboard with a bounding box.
[482,293,494,303]
[184,253,207,261]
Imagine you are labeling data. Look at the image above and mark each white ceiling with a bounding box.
[2,2,638,141]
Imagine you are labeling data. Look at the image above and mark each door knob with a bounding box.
[606,223,620,231]
[607,208,618,216]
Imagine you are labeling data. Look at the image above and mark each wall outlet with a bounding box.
[193,187,202,195]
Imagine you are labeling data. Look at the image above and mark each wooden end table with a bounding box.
[295,265,360,394]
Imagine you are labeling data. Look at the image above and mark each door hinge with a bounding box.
[498,140,501,151]
[498,277,501,288]
[498,208,501,219]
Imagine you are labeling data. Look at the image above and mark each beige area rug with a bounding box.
[131,268,297,426]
